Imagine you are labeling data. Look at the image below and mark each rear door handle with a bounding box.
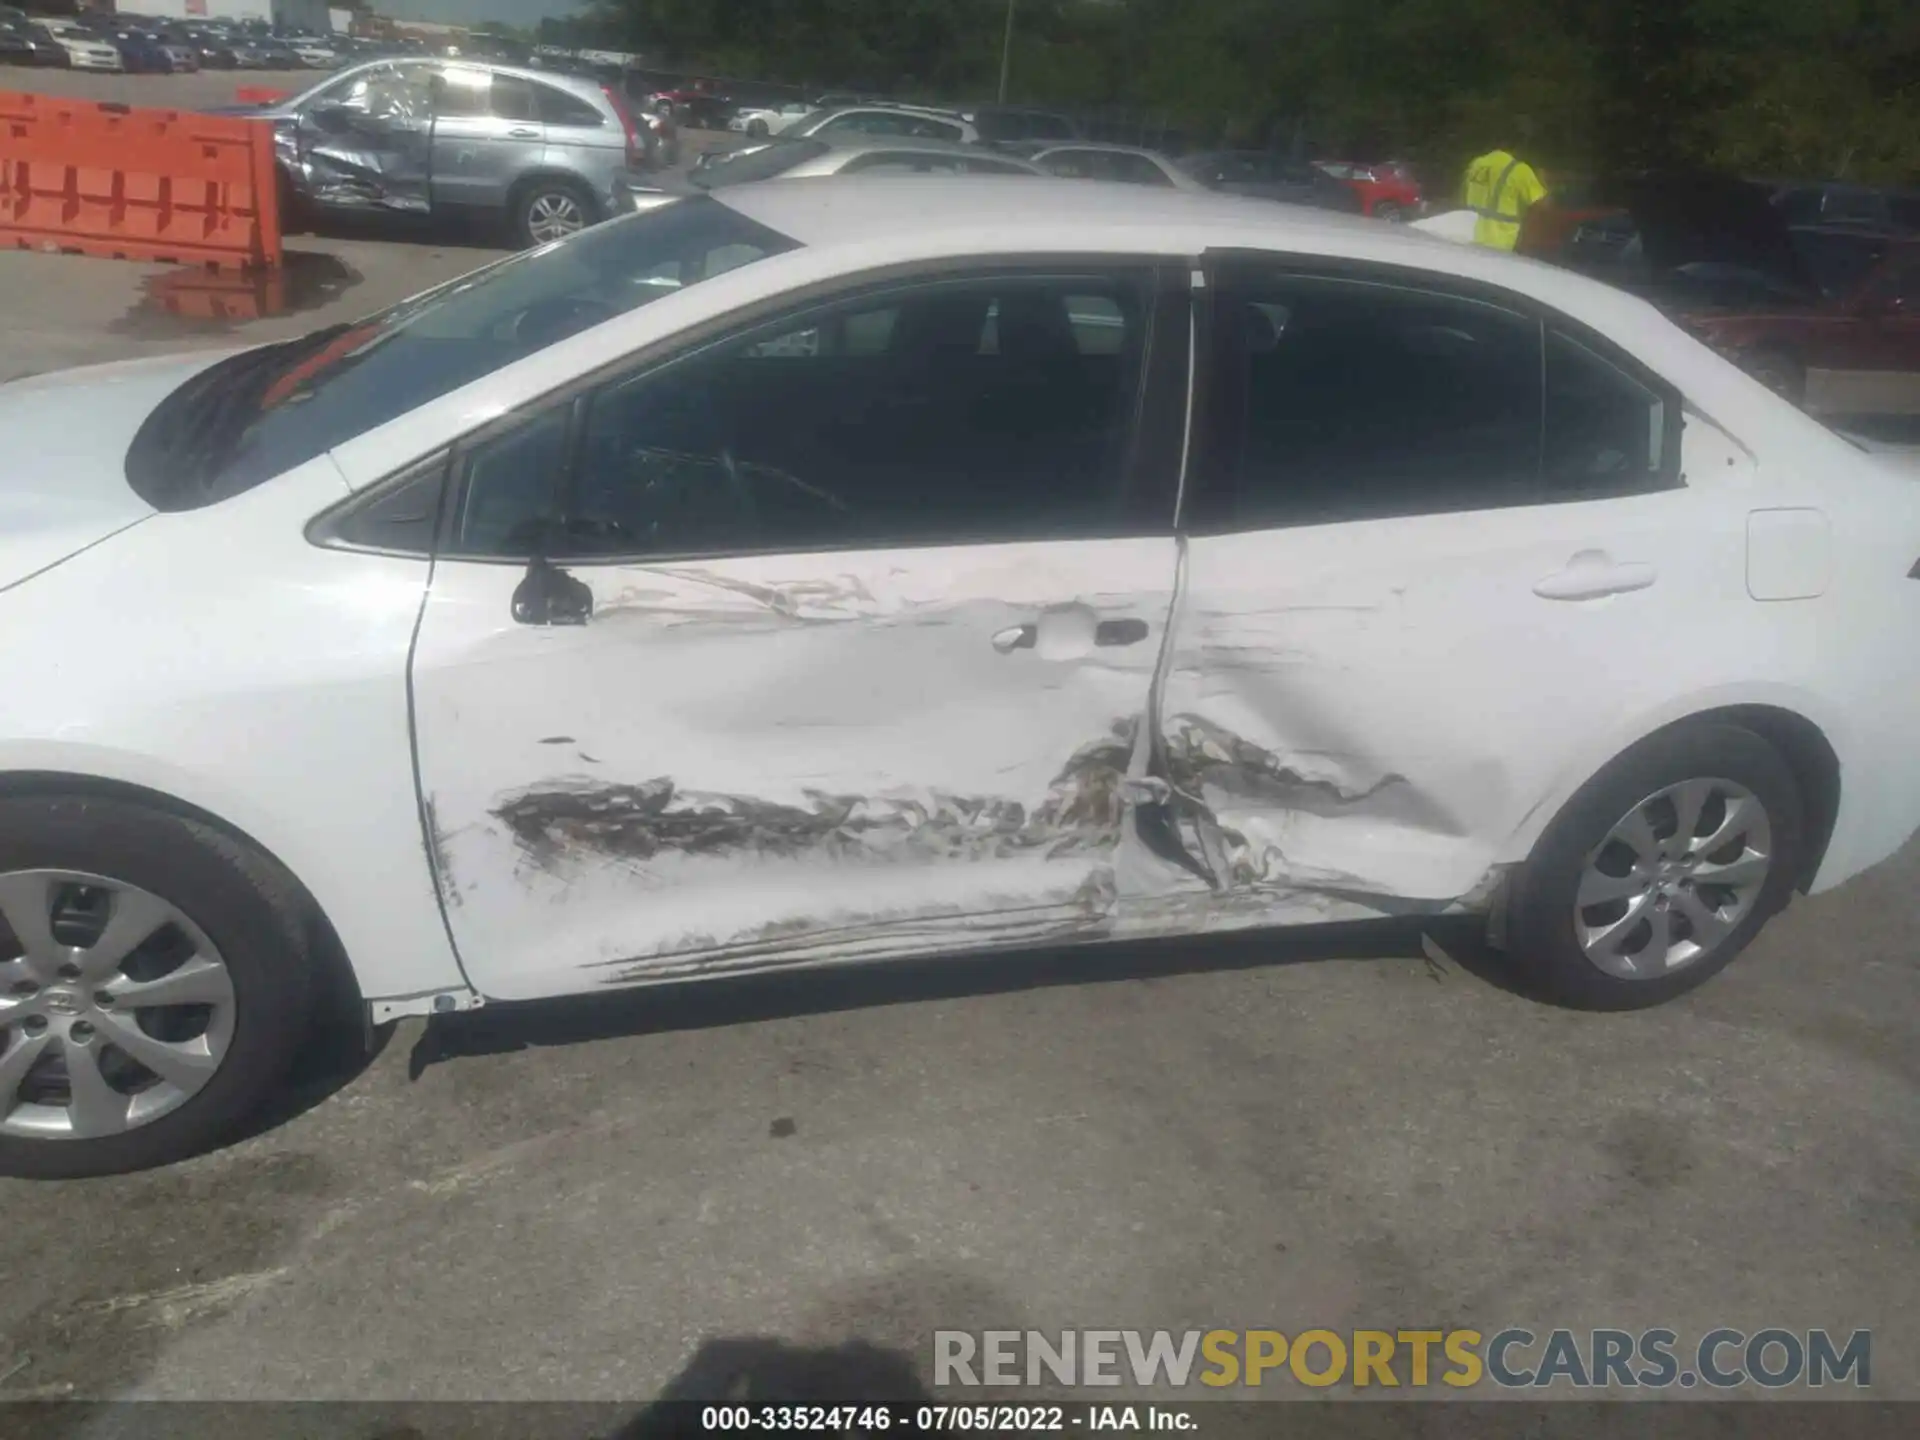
[992,618,1150,653]
[1533,550,1657,601]
[507,127,541,139]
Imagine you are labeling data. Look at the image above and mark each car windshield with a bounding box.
[690,138,830,188]
[125,196,802,511]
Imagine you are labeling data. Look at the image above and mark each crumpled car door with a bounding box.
[299,70,434,215]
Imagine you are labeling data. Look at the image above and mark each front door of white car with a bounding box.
[410,264,1190,1000]
[1153,257,1763,931]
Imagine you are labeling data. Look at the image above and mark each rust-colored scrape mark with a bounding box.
[493,719,1138,866]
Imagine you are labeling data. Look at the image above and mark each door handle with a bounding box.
[1094,618,1150,647]
[507,127,540,139]
[991,624,1036,653]
[1533,551,1657,601]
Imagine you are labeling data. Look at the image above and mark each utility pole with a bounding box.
[997,0,1016,103]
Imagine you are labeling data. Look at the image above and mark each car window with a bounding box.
[1199,274,1546,527]
[538,83,605,128]
[1542,330,1672,497]
[432,65,492,118]
[452,270,1156,559]
[1110,152,1174,187]
[904,116,963,140]
[490,74,540,123]
[692,138,830,188]
[1025,114,1075,140]
[127,197,802,511]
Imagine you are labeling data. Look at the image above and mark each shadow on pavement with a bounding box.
[409,913,1522,1077]
[613,1337,932,1437]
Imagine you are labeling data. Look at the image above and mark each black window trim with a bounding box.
[1183,249,1687,534]
[315,253,1194,565]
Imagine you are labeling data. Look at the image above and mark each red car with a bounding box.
[1313,160,1424,220]
[1680,233,1920,411]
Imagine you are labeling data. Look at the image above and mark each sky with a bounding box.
[378,0,585,25]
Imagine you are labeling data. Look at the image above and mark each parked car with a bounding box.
[105,29,175,74]
[179,30,240,68]
[631,135,1042,211]
[40,20,122,71]
[4,180,1917,1176]
[637,98,680,169]
[1768,181,1917,233]
[1178,150,1365,213]
[290,42,341,69]
[1518,174,1920,412]
[1027,142,1206,191]
[0,17,50,65]
[209,58,657,247]
[1313,159,1424,219]
[697,105,981,172]
[144,30,201,73]
[959,104,1079,144]
[646,89,735,129]
[727,100,814,138]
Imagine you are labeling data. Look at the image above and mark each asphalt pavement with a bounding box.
[0,65,1914,1412]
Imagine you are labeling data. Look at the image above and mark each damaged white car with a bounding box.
[3,181,1919,1176]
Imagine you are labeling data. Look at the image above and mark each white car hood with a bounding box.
[0,348,239,592]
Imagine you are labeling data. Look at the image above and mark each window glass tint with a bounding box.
[490,74,539,122]
[459,272,1153,558]
[964,156,1036,175]
[432,66,492,117]
[538,83,604,127]
[127,197,801,512]
[1207,276,1543,526]
[1543,331,1670,496]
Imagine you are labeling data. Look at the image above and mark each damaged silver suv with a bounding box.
[219,57,658,247]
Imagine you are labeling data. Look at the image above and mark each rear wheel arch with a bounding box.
[0,771,364,1021]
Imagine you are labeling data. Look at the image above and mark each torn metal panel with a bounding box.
[408,538,1182,1001]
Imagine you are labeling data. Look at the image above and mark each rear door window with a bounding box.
[538,83,606,128]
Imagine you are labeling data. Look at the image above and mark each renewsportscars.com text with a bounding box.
[934,1327,1871,1390]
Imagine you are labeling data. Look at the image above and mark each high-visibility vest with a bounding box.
[1463,149,1546,251]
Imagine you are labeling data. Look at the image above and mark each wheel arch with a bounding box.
[0,770,366,1020]
[507,167,600,216]
[1506,697,1842,893]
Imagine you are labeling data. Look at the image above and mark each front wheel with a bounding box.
[0,795,314,1177]
[1506,723,1803,1011]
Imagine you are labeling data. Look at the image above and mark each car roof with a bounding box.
[1031,142,1168,159]
[807,135,1036,164]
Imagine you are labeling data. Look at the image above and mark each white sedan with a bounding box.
[3,181,1917,1177]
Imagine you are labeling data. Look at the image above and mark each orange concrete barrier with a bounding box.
[234,86,290,105]
[0,90,282,270]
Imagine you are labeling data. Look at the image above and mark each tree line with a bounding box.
[537,0,1919,186]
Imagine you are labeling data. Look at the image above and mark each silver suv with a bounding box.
[225,58,656,246]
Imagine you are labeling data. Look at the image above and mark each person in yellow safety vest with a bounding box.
[1462,146,1548,251]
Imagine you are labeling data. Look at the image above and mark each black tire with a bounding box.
[747,118,770,138]
[511,176,598,249]
[1506,723,1804,1012]
[0,795,313,1179]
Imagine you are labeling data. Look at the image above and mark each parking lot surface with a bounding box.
[0,67,1914,1410]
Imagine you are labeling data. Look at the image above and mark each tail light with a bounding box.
[601,83,647,167]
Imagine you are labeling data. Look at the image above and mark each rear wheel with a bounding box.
[1507,723,1803,1010]
[0,796,313,1178]
[1372,199,1403,221]
[513,177,597,248]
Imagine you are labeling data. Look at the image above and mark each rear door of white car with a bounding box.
[408,260,1192,1000]
[1147,254,1756,919]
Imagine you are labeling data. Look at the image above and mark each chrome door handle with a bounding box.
[507,127,540,139]
[991,624,1037,653]
[1534,550,1657,601]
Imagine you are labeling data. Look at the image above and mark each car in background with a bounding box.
[141,30,201,72]
[40,20,123,71]
[633,135,1042,211]
[1026,142,1205,191]
[960,104,1079,144]
[1678,233,1920,409]
[291,41,341,69]
[728,100,813,138]
[210,57,656,247]
[178,29,240,68]
[0,15,56,65]
[1177,150,1365,213]
[106,29,176,73]
[1768,181,1920,234]
[250,39,309,69]
[3,181,1917,1177]
[696,104,981,173]
[636,99,681,168]
[1313,159,1423,220]
[646,89,735,129]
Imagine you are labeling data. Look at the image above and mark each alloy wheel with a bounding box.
[0,870,236,1140]
[1574,779,1773,980]
[525,191,587,244]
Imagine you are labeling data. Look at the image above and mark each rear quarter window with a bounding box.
[539,83,606,128]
